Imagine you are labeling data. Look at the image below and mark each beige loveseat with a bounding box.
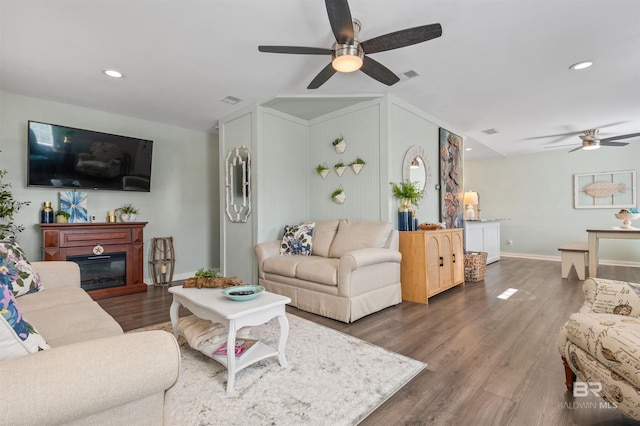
[255,219,402,323]
[558,277,640,420]
[1,261,181,426]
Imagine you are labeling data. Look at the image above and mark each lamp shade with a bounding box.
[463,191,479,205]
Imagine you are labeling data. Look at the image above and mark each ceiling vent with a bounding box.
[220,96,242,105]
[399,69,421,81]
[481,128,499,135]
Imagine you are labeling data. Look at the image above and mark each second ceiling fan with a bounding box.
[546,129,640,152]
[258,0,442,89]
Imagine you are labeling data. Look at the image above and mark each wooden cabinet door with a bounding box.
[425,233,442,297]
[451,229,465,284]
[438,233,453,292]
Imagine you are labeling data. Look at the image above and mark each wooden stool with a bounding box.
[558,242,588,280]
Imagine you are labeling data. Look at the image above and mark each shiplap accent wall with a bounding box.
[307,101,384,222]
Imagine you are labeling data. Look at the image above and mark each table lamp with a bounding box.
[463,191,479,220]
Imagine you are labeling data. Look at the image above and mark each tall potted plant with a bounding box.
[390,180,421,231]
[0,155,30,239]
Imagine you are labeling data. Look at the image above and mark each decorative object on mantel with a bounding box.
[614,208,640,230]
[40,202,54,224]
[331,186,346,204]
[332,135,346,153]
[574,170,636,209]
[391,180,421,231]
[60,191,88,223]
[439,128,463,229]
[150,236,176,286]
[55,210,70,224]
[334,160,346,176]
[349,157,366,175]
[117,203,139,222]
[316,163,330,178]
[183,267,243,288]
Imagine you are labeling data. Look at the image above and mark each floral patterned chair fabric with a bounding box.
[558,277,640,420]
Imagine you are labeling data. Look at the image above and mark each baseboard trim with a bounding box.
[500,252,640,268]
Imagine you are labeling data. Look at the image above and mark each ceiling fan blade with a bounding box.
[569,146,583,153]
[325,0,354,44]
[307,63,337,89]
[600,132,640,143]
[361,24,442,54]
[360,56,400,86]
[600,141,629,147]
[258,46,332,55]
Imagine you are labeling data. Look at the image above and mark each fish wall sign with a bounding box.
[574,170,637,209]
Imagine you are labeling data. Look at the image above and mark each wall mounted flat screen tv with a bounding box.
[27,121,153,192]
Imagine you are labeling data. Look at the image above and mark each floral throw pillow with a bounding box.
[280,223,315,256]
[0,281,50,360]
[0,239,43,297]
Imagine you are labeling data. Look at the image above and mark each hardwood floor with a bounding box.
[98,257,640,426]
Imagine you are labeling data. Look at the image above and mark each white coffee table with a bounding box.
[168,285,291,393]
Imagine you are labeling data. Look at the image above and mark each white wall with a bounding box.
[0,91,219,280]
[465,146,640,264]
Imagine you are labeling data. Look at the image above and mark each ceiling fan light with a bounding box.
[332,44,364,73]
[569,61,593,70]
[582,141,601,150]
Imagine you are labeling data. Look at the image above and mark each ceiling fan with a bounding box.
[258,0,442,89]
[545,129,640,152]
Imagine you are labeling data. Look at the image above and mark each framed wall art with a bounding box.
[60,191,88,223]
[439,128,464,228]
[574,170,636,209]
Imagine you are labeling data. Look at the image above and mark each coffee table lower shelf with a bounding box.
[199,341,278,372]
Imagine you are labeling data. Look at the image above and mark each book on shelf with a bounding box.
[213,338,258,357]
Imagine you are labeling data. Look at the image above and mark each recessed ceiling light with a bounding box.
[103,69,123,78]
[569,61,593,71]
[465,147,472,151]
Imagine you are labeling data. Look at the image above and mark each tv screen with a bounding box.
[27,121,153,192]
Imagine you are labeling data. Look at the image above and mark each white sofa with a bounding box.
[255,219,402,323]
[1,261,181,426]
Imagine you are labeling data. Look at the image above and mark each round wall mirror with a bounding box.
[402,145,430,197]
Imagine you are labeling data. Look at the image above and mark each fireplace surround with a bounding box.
[40,222,148,299]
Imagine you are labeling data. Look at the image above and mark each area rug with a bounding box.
[130,314,426,425]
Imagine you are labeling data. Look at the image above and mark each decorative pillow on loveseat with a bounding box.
[0,281,50,360]
[0,239,43,297]
[280,223,315,256]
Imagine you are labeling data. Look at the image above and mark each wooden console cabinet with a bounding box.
[40,222,148,300]
[399,229,464,304]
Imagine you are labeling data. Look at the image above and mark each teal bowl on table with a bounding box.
[222,285,265,301]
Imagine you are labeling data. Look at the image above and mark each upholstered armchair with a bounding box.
[558,277,640,420]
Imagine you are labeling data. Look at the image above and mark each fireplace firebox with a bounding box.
[67,252,127,291]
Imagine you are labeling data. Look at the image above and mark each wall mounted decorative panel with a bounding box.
[574,170,636,209]
[439,128,463,229]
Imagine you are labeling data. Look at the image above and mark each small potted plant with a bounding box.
[332,135,346,153]
[349,157,366,175]
[316,163,330,179]
[390,180,421,209]
[117,203,139,222]
[55,210,71,224]
[334,160,346,176]
[331,187,346,204]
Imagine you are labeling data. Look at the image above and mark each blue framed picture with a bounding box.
[60,191,88,223]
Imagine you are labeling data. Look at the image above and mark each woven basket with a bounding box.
[464,252,488,282]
